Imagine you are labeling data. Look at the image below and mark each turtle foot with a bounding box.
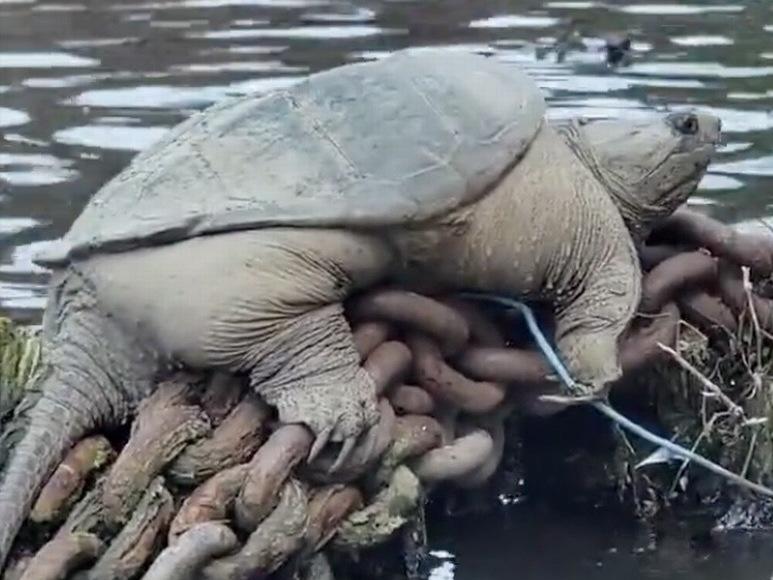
[268,370,380,473]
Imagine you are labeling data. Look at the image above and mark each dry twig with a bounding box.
[657,342,745,418]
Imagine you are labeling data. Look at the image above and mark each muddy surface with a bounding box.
[1,0,773,577]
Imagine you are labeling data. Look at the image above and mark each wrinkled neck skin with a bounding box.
[387,124,608,306]
[555,120,671,244]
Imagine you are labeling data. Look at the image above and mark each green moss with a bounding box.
[0,317,44,470]
[334,466,421,551]
[0,317,43,417]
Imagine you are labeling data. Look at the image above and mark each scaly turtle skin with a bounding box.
[0,48,720,569]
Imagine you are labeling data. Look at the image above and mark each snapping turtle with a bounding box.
[0,48,720,567]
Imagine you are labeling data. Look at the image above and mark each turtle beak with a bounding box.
[700,113,722,147]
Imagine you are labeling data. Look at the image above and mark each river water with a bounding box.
[1,0,772,577]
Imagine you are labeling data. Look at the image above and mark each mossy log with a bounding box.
[167,395,270,487]
[101,381,210,525]
[18,532,103,580]
[141,523,238,580]
[201,479,309,580]
[30,437,115,527]
[84,478,174,580]
[168,465,249,542]
[234,425,313,533]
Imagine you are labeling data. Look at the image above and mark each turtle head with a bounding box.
[556,111,721,241]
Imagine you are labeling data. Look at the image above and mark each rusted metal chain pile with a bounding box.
[642,209,773,338]
[3,208,773,580]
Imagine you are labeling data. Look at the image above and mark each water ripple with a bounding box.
[191,24,400,39]
[728,91,769,101]
[626,62,773,79]
[53,125,169,152]
[170,61,306,74]
[670,36,734,47]
[32,3,86,11]
[301,7,376,23]
[720,142,754,154]
[0,217,39,236]
[67,85,228,109]
[712,156,773,177]
[698,174,745,191]
[616,4,745,15]
[199,45,288,55]
[0,240,53,276]
[544,2,599,8]
[3,134,49,147]
[0,107,30,128]
[67,77,302,109]
[109,0,331,10]
[537,73,706,93]
[469,15,561,29]
[0,282,47,311]
[0,51,99,68]
[0,153,78,186]
[180,0,328,6]
[59,37,142,48]
[22,74,106,89]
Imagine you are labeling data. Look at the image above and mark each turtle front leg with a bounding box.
[554,325,622,399]
[552,249,641,400]
[246,304,380,470]
[84,228,392,472]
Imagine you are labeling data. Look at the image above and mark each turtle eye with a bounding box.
[672,113,699,135]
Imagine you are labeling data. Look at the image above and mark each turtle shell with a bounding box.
[35,48,546,267]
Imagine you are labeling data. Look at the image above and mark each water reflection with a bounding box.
[670,35,734,46]
[626,62,773,78]
[616,4,745,15]
[0,107,29,127]
[0,52,99,68]
[469,15,562,28]
[68,76,302,108]
[53,125,168,152]
[0,217,38,236]
[0,153,78,186]
[429,505,773,580]
[301,7,376,23]
[713,156,773,177]
[190,24,399,39]
[0,283,46,311]
[170,60,304,72]
[32,4,88,12]
[108,0,332,9]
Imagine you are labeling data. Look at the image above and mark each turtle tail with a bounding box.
[0,275,148,572]
[0,379,99,568]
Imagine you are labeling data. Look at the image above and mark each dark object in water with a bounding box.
[604,33,632,66]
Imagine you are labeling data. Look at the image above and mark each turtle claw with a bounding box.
[308,427,333,464]
[360,427,379,464]
[329,436,357,474]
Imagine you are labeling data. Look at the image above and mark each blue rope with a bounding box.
[458,291,773,499]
